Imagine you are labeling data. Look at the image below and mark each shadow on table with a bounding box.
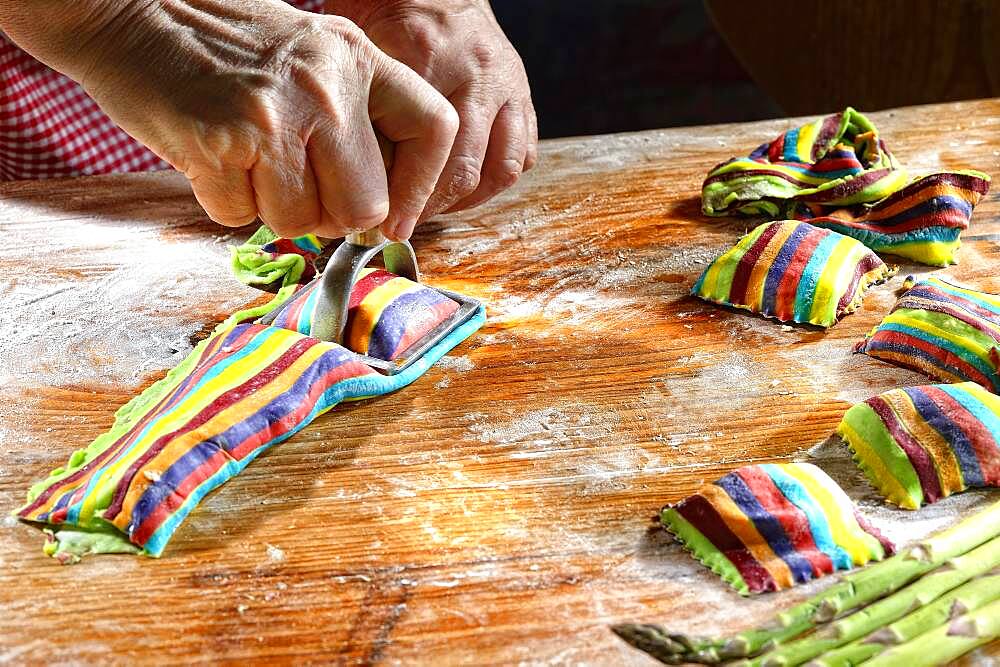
[168,387,420,557]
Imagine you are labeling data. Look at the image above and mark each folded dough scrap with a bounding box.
[792,171,991,267]
[661,462,893,596]
[692,220,895,328]
[837,383,1000,510]
[702,107,991,266]
[17,230,485,562]
[231,225,324,288]
[855,275,1000,393]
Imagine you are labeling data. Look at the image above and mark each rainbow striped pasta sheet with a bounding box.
[18,232,485,562]
[837,383,1000,510]
[661,463,894,596]
[701,107,990,266]
[692,220,895,328]
[855,276,1000,393]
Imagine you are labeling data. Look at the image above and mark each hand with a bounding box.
[329,0,538,221]
[0,0,459,240]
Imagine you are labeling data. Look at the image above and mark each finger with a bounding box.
[523,99,539,172]
[419,94,499,221]
[249,138,323,238]
[187,168,258,227]
[306,103,390,239]
[446,100,526,213]
[369,56,459,240]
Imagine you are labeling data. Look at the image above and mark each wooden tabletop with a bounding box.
[1,99,998,665]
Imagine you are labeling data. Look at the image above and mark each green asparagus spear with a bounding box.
[612,500,1000,664]
[860,598,1000,667]
[745,537,1000,666]
[808,571,1000,666]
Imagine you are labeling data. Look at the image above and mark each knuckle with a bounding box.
[435,103,461,138]
[490,158,523,189]
[445,157,482,199]
[470,41,500,69]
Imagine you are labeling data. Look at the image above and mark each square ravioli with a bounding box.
[693,220,895,328]
[267,268,460,361]
[855,276,1000,393]
[837,383,1000,509]
[661,462,893,596]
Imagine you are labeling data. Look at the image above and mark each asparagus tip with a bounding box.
[865,627,902,645]
[722,636,751,657]
[949,599,970,620]
[611,624,688,663]
[947,617,981,638]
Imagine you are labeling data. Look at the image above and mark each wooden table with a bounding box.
[1,100,998,665]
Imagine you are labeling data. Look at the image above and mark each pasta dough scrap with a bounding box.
[855,276,1000,393]
[792,171,990,267]
[702,108,906,217]
[692,220,895,328]
[268,268,460,361]
[661,462,893,596]
[701,107,991,266]
[837,383,1000,510]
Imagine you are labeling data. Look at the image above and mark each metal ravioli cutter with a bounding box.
[291,228,481,375]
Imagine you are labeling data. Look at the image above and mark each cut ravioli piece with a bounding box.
[855,276,1000,393]
[837,383,1000,510]
[661,462,893,596]
[793,171,991,267]
[266,268,461,361]
[692,220,895,328]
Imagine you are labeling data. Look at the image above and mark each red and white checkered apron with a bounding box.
[0,0,324,180]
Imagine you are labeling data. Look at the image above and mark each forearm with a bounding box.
[0,1,148,82]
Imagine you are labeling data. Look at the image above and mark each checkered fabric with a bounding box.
[0,0,325,180]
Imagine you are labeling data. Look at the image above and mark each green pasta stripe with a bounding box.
[838,402,923,509]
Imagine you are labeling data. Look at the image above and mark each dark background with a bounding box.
[493,0,781,138]
[494,0,1000,139]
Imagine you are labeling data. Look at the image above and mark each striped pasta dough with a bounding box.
[701,107,991,266]
[19,324,375,557]
[18,315,484,560]
[661,463,893,596]
[18,230,486,560]
[855,276,1000,393]
[702,108,906,217]
[837,383,1000,510]
[794,171,991,266]
[269,268,460,361]
[693,220,895,328]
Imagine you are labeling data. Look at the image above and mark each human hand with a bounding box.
[0,0,459,240]
[329,0,538,221]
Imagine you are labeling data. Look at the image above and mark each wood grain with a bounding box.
[1,99,998,665]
